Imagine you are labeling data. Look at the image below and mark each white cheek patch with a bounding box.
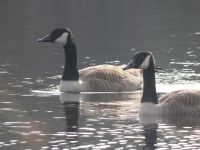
[140,55,151,69]
[55,32,69,45]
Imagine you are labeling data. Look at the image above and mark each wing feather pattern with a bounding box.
[79,65,142,92]
[158,90,200,115]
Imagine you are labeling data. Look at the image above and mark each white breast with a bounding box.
[139,102,159,115]
[60,80,83,92]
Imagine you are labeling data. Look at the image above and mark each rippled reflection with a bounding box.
[142,124,158,149]
[54,92,200,149]
[140,115,200,150]
[1,88,200,149]
[60,93,80,144]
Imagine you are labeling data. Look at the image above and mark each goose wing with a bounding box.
[79,65,142,92]
[158,90,200,115]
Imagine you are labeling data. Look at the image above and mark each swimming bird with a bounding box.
[37,28,142,92]
[123,51,200,115]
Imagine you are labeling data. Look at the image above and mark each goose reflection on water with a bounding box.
[140,114,200,149]
[59,91,140,130]
[59,91,200,149]
[59,92,141,148]
[142,123,158,150]
[60,93,80,143]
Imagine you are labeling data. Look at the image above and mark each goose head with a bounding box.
[123,51,153,70]
[37,28,73,46]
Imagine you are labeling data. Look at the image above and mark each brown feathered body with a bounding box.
[157,89,200,115]
[79,64,142,92]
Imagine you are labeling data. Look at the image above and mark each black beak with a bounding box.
[123,60,137,70]
[37,34,53,43]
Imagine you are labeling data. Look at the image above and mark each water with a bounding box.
[1,0,200,149]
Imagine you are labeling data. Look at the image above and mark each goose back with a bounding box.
[79,65,142,92]
[158,89,200,115]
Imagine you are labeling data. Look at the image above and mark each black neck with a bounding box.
[62,38,79,80]
[141,56,158,104]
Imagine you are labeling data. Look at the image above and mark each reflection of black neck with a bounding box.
[62,38,79,81]
[141,56,158,104]
[63,101,80,132]
[143,124,158,149]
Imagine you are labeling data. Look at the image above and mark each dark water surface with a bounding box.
[1,0,200,149]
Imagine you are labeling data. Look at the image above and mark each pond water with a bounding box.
[1,0,200,149]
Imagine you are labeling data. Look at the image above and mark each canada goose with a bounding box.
[37,28,142,92]
[123,51,200,115]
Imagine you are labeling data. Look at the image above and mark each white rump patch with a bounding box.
[55,32,69,45]
[60,80,82,92]
[140,55,151,69]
